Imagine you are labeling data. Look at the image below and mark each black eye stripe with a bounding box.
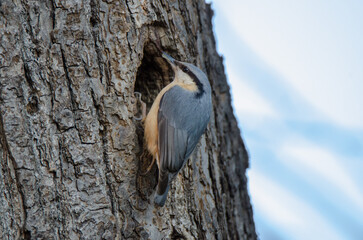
[176,62,205,98]
[182,66,189,73]
[176,62,189,73]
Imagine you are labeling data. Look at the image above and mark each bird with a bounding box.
[144,52,212,207]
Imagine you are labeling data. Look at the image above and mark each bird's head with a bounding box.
[162,52,211,95]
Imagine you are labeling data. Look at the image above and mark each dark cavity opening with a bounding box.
[134,42,175,200]
[134,42,174,110]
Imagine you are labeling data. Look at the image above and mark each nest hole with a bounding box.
[134,42,175,199]
[134,42,174,108]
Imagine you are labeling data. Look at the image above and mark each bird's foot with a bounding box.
[140,156,156,176]
[133,92,146,121]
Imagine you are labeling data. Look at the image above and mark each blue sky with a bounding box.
[208,1,363,239]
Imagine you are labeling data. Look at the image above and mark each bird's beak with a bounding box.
[162,52,176,67]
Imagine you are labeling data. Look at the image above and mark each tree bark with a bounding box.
[0,0,256,239]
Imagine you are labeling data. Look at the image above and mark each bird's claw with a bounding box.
[140,155,156,176]
[133,92,147,121]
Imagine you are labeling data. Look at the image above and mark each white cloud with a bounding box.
[279,141,363,214]
[211,1,363,238]
[249,171,345,240]
[227,70,277,118]
[214,0,363,129]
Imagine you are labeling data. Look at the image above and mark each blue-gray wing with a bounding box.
[155,85,211,204]
[158,85,211,174]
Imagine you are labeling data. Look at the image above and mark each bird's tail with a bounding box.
[154,170,169,207]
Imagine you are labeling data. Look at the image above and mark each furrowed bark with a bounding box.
[0,0,256,239]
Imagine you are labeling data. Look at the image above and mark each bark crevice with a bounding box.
[0,112,28,239]
[0,0,256,239]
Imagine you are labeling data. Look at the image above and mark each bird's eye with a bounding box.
[182,67,189,73]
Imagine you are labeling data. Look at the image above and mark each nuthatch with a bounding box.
[144,52,212,207]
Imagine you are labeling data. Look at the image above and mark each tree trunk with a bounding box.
[0,0,256,239]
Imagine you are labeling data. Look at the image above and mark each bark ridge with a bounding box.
[0,0,256,239]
